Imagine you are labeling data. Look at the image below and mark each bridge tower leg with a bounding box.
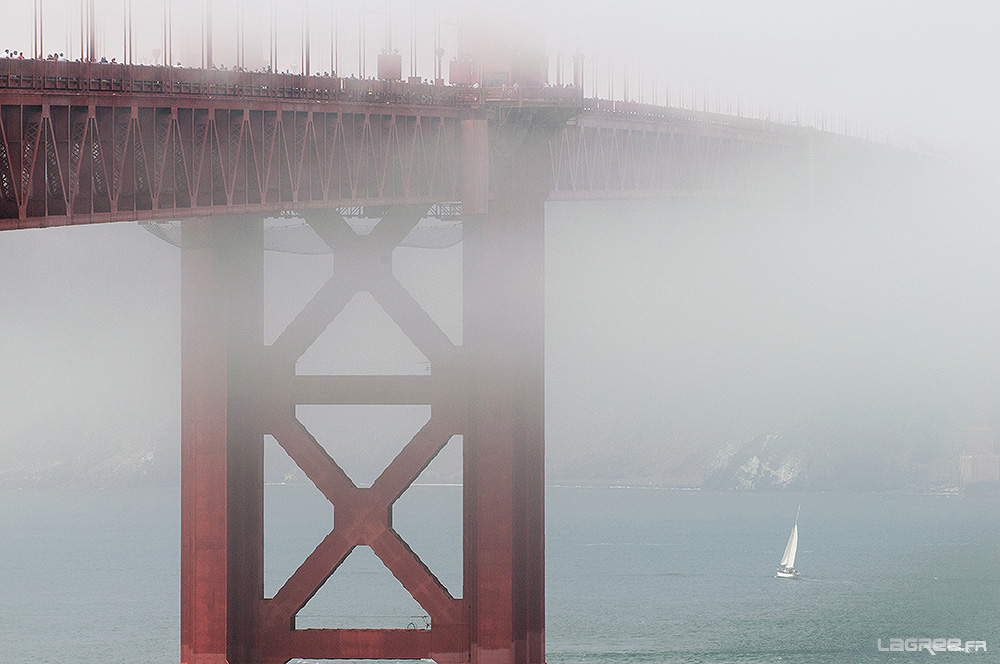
[180,216,264,664]
[179,115,550,664]
[462,113,548,664]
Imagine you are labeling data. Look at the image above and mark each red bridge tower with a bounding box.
[180,100,563,663]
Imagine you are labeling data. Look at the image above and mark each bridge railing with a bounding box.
[479,85,583,106]
[0,59,584,109]
[579,96,802,135]
[0,59,469,105]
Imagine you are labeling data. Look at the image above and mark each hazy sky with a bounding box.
[0,1,998,470]
[1,0,998,155]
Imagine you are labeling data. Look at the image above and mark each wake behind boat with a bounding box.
[776,505,800,578]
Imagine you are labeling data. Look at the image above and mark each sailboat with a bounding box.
[776,505,800,578]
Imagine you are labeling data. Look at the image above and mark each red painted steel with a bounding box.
[179,203,475,663]
[0,59,880,232]
[0,60,479,229]
[180,216,266,664]
[257,203,469,663]
[180,217,235,664]
[178,108,554,658]
[463,110,551,664]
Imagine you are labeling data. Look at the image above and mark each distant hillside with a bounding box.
[0,424,179,489]
[0,407,971,493]
[703,408,965,492]
[551,404,968,492]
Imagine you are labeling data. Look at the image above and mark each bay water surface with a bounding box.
[1,486,997,663]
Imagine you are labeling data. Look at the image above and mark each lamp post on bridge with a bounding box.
[202,0,212,68]
[303,0,310,77]
[358,0,365,78]
[573,52,585,90]
[163,0,172,67]
[32,0,42,59]
[331,0,337,76]
[124,0,133,65]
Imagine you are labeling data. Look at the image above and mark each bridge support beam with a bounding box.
[463,114,548,664]
[179,114,551,664]
[180,215,264,664]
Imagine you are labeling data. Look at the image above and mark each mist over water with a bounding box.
[544,156,1000,484]
[1,1,999,661]
[0,151,998,488]
[1,486,997,663]
[0,2,996,485]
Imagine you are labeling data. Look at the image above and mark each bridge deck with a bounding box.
[0,59,880,230]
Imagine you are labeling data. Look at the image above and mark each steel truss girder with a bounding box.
[548,115,814,201]
[0,96,843,231]
[0,102,462,230]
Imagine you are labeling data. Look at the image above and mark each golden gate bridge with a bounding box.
[0,2,916,663]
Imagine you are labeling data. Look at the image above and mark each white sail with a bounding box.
[778,505,800,570]
[779,523,798,568]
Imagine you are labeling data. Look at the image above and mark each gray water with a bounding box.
[1,486,997,663]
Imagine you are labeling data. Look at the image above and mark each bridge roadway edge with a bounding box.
[0,58,913,231]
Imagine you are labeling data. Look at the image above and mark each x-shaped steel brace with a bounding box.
[262,411,463,629]
[259,204,464,631]
[268,205,457,371]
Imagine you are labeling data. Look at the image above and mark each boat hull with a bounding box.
[776,568,799,578]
